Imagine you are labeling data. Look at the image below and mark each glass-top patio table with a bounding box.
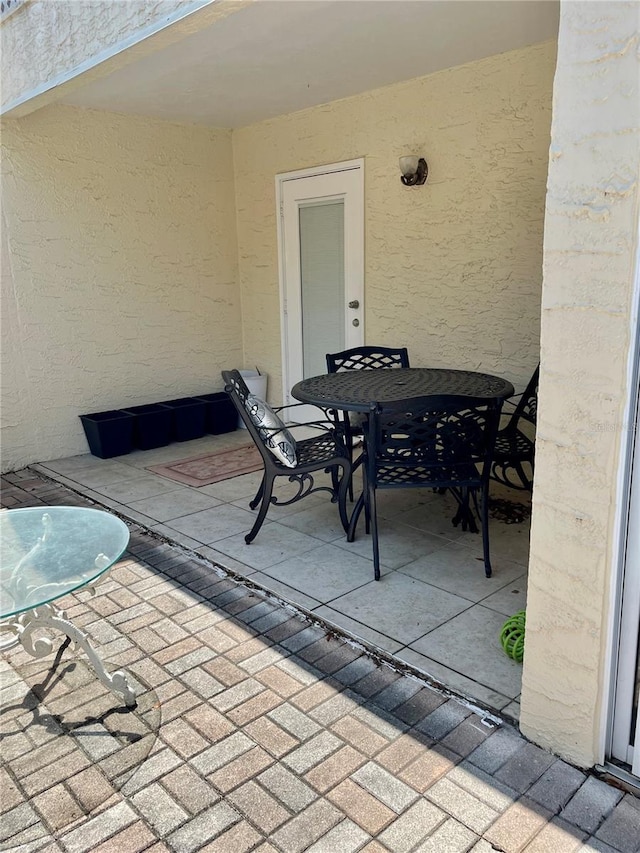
[0,506,137,706]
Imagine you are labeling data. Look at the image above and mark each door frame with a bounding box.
[602,243,640,780]
[610,406,640,772]
[275,158,364,405]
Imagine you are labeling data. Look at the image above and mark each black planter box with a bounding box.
[158,397,206,441]
[122,403,172,450]
[195,392,237,435]
[79,410,134,459]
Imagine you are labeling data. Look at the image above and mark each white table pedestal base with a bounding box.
[1,603,137,706]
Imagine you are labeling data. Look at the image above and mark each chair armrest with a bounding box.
[273,402,304,412]
[275,402,338,428]
[274,402,333,415]
[286,420,336,434]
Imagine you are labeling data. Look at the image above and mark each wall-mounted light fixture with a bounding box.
[399,155,428,186]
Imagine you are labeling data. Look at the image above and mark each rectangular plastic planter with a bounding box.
[79,410,134,459]
[121,403,172,450]
[158,397,206,442]
[195,392,237,435]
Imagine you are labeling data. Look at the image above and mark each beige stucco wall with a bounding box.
[233,41,556,399]
[1,0,253,116]
[520,1,640,767]
[1,0,186,108]
[0,41,555,472]
[1,206,38,464]
[0,105,242,470]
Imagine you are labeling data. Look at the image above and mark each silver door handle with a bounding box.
[348,300,360,309]
[352,318,360,327]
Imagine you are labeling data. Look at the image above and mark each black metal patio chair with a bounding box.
[490,364,539,492]
[222,370,352,544]
[347,394,502,580]
[326,346,410,497]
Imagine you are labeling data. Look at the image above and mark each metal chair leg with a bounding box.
[343,415,355,501]
[513,460,532,491]
[337,463,352,533]
[250,474,266,510]
[347,493,365,542]
[245,474,275,543]
[368,483,381,581]
[478,484,492,578]
[452,487,479,534]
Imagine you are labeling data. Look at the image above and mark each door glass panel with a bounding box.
[299,200,345,378]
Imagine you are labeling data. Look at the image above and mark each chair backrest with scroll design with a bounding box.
[506,365,539,431]
[326,346,410,373]
[222,370,271,464]
[351,393,501,580]
[325,346,410,501]
[367,394,500,491]
[490,364,539,492]
[222,369,352,545]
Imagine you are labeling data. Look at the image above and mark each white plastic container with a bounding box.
[238,369,268,428]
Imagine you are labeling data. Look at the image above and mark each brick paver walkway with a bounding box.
[1,470,639,853]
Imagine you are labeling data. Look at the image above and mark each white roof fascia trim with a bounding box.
[0,0,218,117]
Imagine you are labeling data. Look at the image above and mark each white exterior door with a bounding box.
[277,160,364,421]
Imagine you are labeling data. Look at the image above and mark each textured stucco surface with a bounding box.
[1,105,242,470]
[232,42,556,401]
[520,1,640,768]
[1,206,37,463]
[1,0,186,107]
[0,0,253,116]
[0,41,555,471]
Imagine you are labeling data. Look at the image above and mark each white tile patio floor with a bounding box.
[34,429,531,721]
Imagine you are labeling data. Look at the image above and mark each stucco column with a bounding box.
[520,1,640,767]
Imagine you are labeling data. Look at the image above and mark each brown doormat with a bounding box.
[147,444,263,487]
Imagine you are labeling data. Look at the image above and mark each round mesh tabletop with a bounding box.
[292,368,514,413]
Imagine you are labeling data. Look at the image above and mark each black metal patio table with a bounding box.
[291,367,514,412]
[291,367,515,545]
